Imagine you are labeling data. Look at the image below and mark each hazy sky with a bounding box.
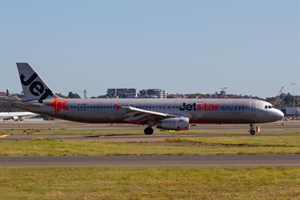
[0,0,299,98]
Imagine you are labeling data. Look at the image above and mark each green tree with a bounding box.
[67,92,81,99]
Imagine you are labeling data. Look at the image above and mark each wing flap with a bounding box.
[123,106,168,117]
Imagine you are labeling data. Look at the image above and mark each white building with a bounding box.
[140,89,167,99]
[106,88,167,98]
[281,107,300,117]
[106,88,139,98]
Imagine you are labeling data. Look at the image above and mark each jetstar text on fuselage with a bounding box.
[179,103,248,112]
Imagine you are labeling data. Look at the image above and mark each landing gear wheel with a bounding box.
[249,124,256,135]
[144,127,153,135]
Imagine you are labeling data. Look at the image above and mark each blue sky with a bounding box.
[0,0,299,98]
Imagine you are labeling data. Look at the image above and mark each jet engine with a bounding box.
[12,116,23,121]
[156,117,189,130]
[12,116,19,121]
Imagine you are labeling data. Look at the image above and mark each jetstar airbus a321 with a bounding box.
[13,63,284,135]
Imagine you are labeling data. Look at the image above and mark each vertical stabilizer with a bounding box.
[16,63,57,103]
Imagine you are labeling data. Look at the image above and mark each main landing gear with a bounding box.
[249,124,256,135]
[144,127,154,135]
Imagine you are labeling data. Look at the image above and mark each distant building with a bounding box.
[140,89,167,99]
[0,90,10,97]
[106,88,167,98]
[211,90,226,98]
[0,92,7,97]
[0,90,20,101]
[281,107,300,117]
[107,88,139,98]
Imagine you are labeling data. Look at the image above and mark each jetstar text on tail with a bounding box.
[20,73,53,103]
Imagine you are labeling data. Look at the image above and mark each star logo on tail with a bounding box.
[46,97,69,114]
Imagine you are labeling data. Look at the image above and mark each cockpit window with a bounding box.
[265,105,274,109]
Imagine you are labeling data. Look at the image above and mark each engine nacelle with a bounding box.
[12,116,19,121]
[156,117,189,131]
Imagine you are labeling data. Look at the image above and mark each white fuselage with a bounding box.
[14,98,283,124]
[0,112,37,121]
[13,62,285,134]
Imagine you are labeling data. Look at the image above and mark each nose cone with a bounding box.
[273,109,284,121]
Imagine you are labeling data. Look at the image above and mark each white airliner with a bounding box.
[0,112,37,121]
[12,63,284,135]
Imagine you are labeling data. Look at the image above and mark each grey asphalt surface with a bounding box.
[1,120,298,142]
[0,119,297,132]
[1,133,299,142]
[1,155,299,168]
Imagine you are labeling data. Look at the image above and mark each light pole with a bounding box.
[291,83,296,118]
[221,87,228,98]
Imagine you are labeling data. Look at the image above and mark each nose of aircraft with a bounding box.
[273,109,284,121]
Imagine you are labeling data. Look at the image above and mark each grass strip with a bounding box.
[0,168,299,200]
[0,136,299,156]
[163,136,300,147]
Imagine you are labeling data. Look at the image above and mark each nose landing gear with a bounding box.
[249,124,256,135]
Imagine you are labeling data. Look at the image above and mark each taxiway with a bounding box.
[1,155,299,168]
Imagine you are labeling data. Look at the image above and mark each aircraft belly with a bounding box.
[61,110,124,123]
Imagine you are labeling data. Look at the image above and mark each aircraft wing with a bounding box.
[19,113,37,118]
[120,105,175,125]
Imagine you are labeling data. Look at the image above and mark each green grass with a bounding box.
[1,135,299,156]
[164,136,300,147]
[0,168,299,200]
